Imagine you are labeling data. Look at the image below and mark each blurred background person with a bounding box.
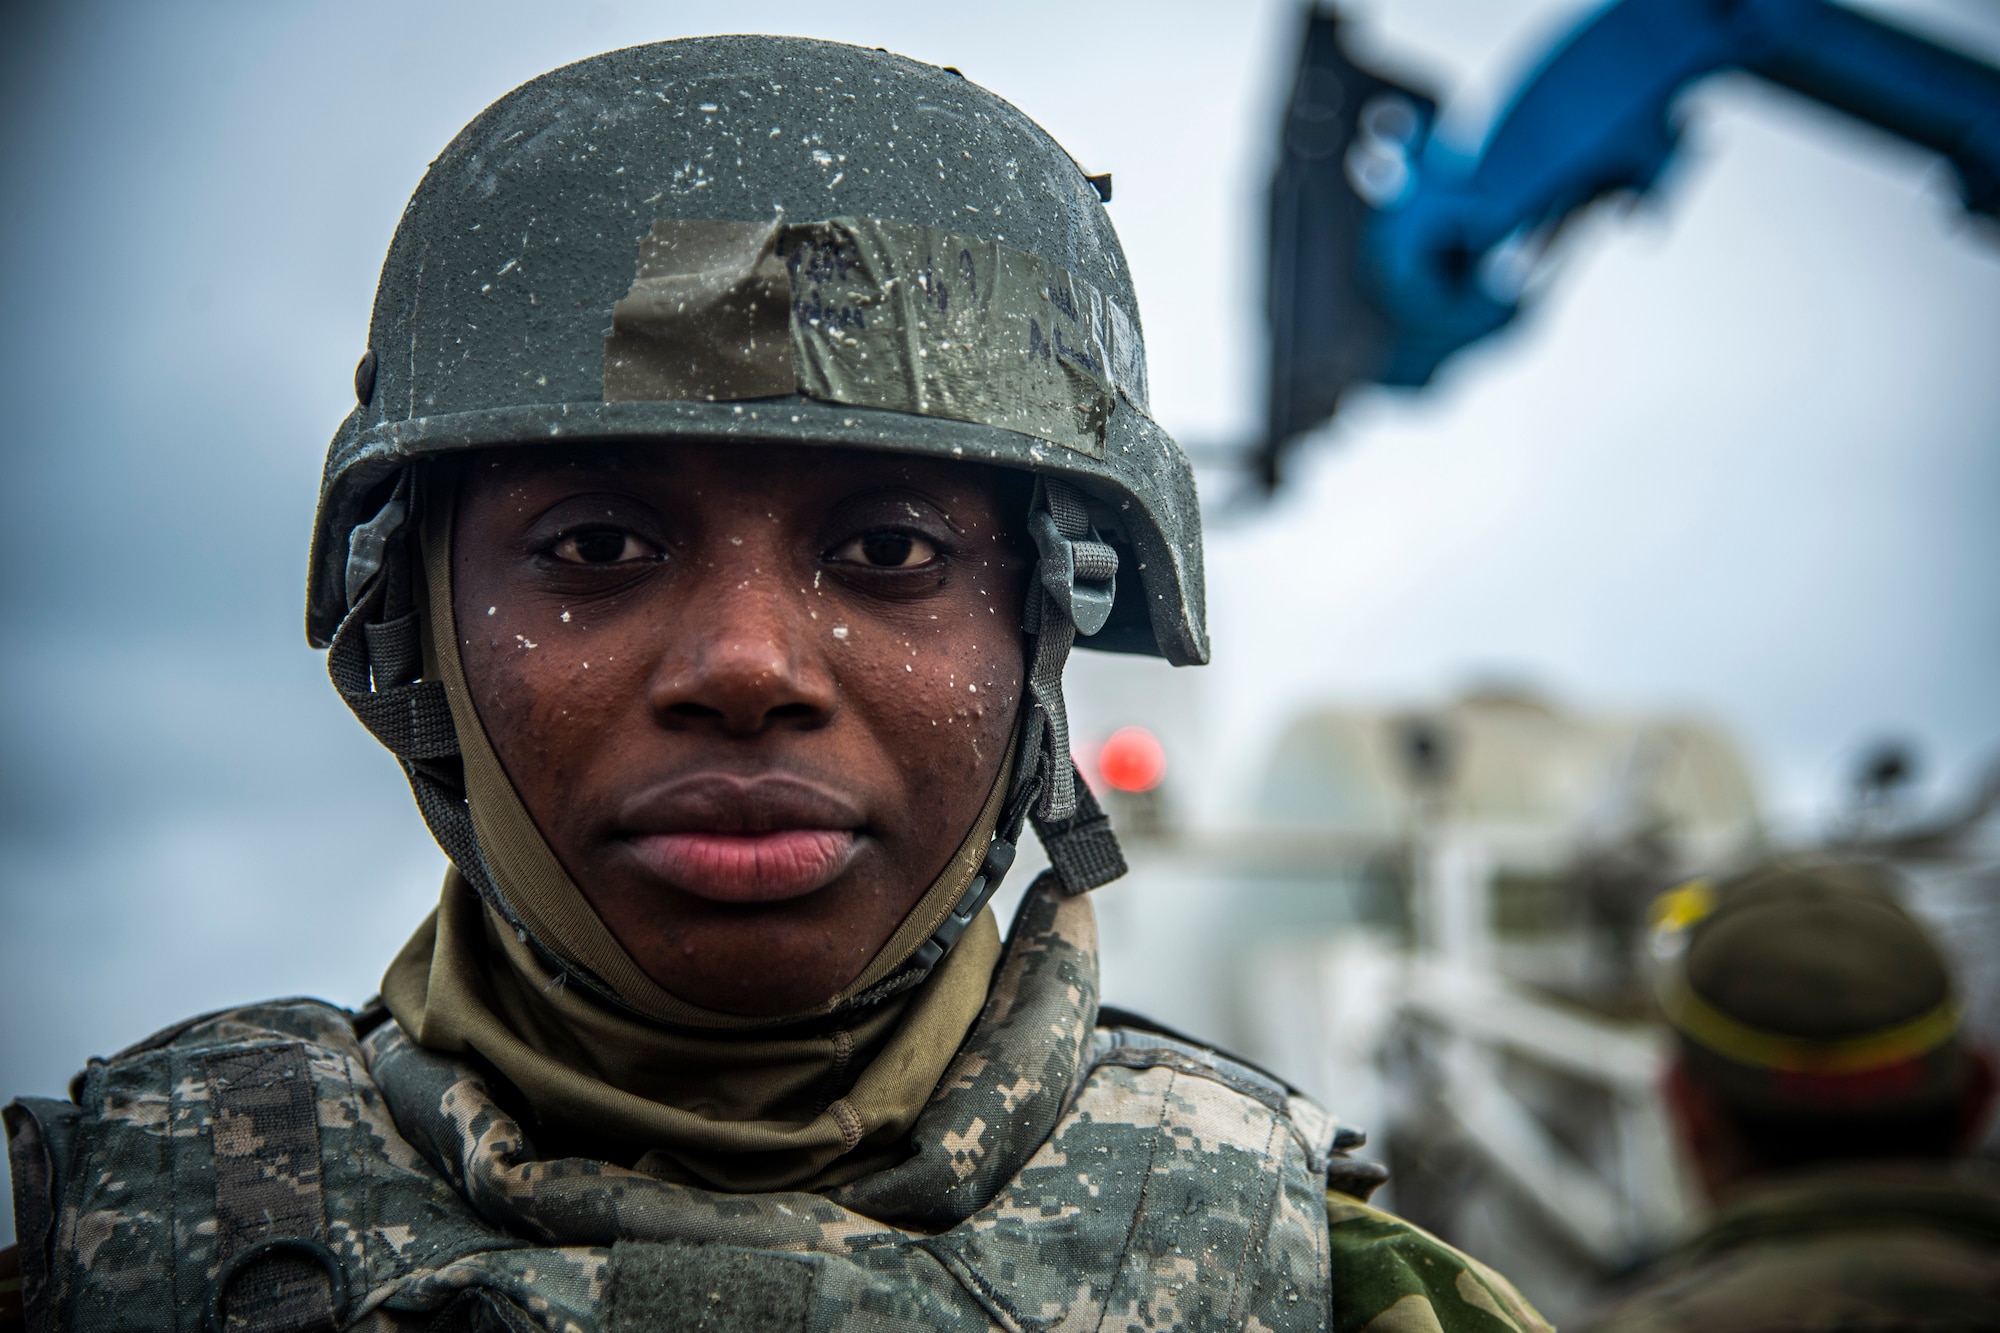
[1580,858,2000,1331]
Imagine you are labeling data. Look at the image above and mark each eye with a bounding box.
[551,527,659,565]
[832,530,939,569]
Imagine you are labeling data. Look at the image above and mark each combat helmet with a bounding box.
[1650,858,1972,1115]
[311,36,1205,1011]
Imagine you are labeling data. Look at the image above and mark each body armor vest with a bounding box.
[8,886,1356,1333]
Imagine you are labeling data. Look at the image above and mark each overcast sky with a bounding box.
[2,0,1997,1242]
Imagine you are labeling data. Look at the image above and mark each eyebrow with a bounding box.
[825,487,970,536]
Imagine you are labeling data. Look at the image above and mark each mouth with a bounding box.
[626,829,857,903]
[614,772,866,903]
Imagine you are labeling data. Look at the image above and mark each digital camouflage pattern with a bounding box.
[1580,1160,2000,1332]
[8,879,1549,1332]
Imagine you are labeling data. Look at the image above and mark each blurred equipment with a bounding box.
[1580,858,2000,1331]
[1263,9,1438,490]
[1832,748,2000,1160]
[1233,687,1761,1321]
[1842,735,1920,839]
[1259,0,2000,487]
[1097,725,1168,794]
[1088,724,1173,840]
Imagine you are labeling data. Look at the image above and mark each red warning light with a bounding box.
[1097,726,1167,793]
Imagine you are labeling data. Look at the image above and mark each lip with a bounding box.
[628,829,857,902]
[614,772,865,903]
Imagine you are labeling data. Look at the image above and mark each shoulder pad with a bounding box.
[17,998,501,1333]
[1089,1019,1362,1177]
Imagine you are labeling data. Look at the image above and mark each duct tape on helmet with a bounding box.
[604,216,1151,462]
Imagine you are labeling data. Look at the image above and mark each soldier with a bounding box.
[1582,858,2000,1331]
[3,38,1548,1333]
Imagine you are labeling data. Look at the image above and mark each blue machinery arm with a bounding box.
[1261,0,2000,489]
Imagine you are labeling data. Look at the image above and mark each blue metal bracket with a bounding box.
[1260,0,2000,487]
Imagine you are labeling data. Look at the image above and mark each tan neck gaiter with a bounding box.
[381,475,1010,1191]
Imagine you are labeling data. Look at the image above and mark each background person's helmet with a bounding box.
[1650,857,1972,1116]
[313,37,1205,995]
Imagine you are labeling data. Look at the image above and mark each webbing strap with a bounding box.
[328,602,478,830]
[325,476,522,944]
[4,1103,58,1333]
[1018,619,1076,821]
[202,1045,340,1333]
[1007,479,1129,894]
[1031,769,1127,895]
[1017,479,1118,827]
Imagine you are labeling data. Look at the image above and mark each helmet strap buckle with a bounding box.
[1004,479,1130,894]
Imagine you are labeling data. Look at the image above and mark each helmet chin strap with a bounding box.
[1005,477,1129,896]
[327,468,525,955]
[867,478,1132,999]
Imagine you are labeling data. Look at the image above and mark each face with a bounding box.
[452,442,1030,1017]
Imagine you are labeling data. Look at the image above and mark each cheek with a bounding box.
[848,587,1026,782]
[459,611,651,774]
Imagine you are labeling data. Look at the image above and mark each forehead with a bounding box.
[464,440,998,488]
[451,440,1031,529]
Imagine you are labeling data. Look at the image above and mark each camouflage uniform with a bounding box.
[1579,1160,2000,1332]
[7,881,1547,1332]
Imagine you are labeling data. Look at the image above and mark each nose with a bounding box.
[647,562,837,737]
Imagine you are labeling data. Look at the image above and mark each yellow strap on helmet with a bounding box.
[1659,972,1961,1074]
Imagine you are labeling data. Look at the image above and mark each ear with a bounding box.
[1663,1058,1751,1203]
[1956,1045,1998,1153]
